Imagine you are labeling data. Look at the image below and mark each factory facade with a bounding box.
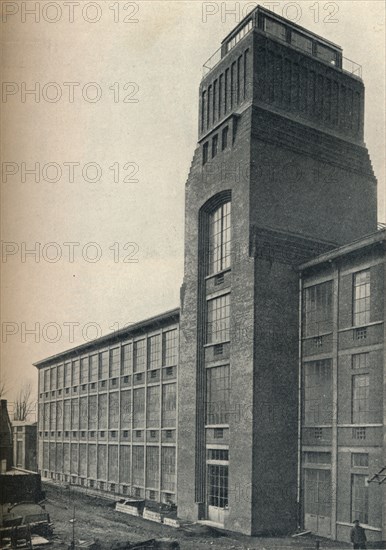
[35,6,385,543]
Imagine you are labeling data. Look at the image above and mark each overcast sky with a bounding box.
[1,0,385,411]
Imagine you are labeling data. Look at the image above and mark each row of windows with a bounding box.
[303,270,371,337]
[40,330,178,391]
[201,49,249,133]
[303,452,369,468]
[263,15,339,66]
[41,443,176,492]
[40,429,175,439]
[303,355,374,425]
[202,126,229,165]
[39,384,177,430]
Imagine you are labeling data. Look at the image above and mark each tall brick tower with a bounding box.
[177,6,377,535]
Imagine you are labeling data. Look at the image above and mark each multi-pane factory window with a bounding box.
[79,397,88,430]
[43,403,49,432]
[50,367,56,390]
[161,447,176,492]
[147,386,160,427]
[97,445,107,480]
[79,444,87,477]
[207,449,229,461]
[71,399,79,428]
[133,388,145,427]
[49,402,56,431]
[351,474,368,523]
[303,360,332,425]
[352,374,369,424]
[148,335,161,369]
[108,445,118,482]
[208,202,231,275]
[207,464,228,508]
[120,445,130,484]
[109,348,120,377]
[206,365,230,425]
[162,383,176,427]
[264,17,286,41]
[120,391,132,426]
[99,351,109,380]
[121,343,132,375]
[80,358,88,384]
[39,371,44,393]
[303,452,331,464]
[64,362,71,387]
[72,360,79,386]
[44,368,50,392]
[109,392,119,429]
[352,353,370,370]
[162,330,178,366]
[146,446,159,488]
[303,281,333,337]
[132,446,145,486]
[351,453,369,468]
[63,443,70,474]
[207,294,230,344]
[88,395,97,429]
[88,444,97,479]
[133,340,146,372]
[89,355,98,382]
[98,394,108,430]
[56,364,63,388]
[353,270,370,326]
[291,31,313,54]
[71,444,78,475]
[63,400,71,430]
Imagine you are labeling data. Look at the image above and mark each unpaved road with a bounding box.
[43,484,350,550]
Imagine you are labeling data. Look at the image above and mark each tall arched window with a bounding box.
[208,201,231,274]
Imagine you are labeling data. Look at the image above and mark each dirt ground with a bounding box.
[42,483,351,550]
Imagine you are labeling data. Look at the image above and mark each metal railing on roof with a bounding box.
[342,56,362,78]
[203,38,362,79]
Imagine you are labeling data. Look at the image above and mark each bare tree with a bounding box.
[14,383,35,422]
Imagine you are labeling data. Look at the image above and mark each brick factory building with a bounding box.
[34,6,385,543]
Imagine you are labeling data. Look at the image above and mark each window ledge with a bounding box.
[338,320,384,333]
[204,341,230,349]
[205,268,231,281]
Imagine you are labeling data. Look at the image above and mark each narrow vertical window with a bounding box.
[218,74,223,119]
[203,142,209,165]
[222,127,228,150]
[206,294,230,343]
[352,374,369,424]
[212,135,218,158]
[208,202,231,274]
[243,49,249,100]
[201,90,206,133]
[213,80,217,124]
[237,56,242,104]
[207,85,212,128]
[108,348,119,378]
[224,69,229,112]
[353,270,370,326]
[206,365,230,424]
[230,62,236,108]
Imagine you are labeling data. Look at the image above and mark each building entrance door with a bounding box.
[207,464,228,525]
[304,469,332,538]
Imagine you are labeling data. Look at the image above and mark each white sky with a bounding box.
[1,0,385,410]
